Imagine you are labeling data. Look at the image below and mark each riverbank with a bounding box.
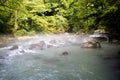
[0,34,16,47]
[0,33,120,47]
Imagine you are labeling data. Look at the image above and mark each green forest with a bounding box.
[0,0,120,39]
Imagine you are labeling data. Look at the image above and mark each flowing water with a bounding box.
[0,34,120,80]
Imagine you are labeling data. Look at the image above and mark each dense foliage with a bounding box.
[0,0,120,39]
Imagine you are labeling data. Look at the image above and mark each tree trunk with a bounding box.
[13,10,18,37]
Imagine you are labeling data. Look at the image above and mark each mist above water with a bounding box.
[0,33,120,80]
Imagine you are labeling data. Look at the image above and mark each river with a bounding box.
[0,33,120,80]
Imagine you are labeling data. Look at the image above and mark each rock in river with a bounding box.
[62,51,69,55]
[81,39,101,48]
[29,41,46,50]
[10,45,18,50]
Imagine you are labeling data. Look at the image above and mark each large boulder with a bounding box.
[81,39,101,48]
[9,45,18,50]
[94,29,107,34]
[89,29,109,42]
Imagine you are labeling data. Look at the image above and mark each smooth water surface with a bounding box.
[0,34,120,80]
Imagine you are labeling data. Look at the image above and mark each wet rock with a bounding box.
[49,40,57,44]
[29,44,38,49]
[47,44,53,48]
[38,41,46,50]
[29,41,46,50]
[48,40,62,48]
[10,45,18,50]
[19,50,25,53]
[47,40,56,48]
[89,29,109,42]
[62,51,69,55]
[94,29,109,34]
[89,33,109,42]
[81,39,101,48]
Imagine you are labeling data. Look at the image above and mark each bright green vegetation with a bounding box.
[0,0,120,39]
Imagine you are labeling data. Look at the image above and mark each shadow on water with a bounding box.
[97,44,120,80]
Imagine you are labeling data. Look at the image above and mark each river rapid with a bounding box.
[0,33,120,80]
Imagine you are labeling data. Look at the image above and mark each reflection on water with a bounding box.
[0,34,120,80]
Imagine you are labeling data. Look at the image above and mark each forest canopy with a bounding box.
[0,0,120,39]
